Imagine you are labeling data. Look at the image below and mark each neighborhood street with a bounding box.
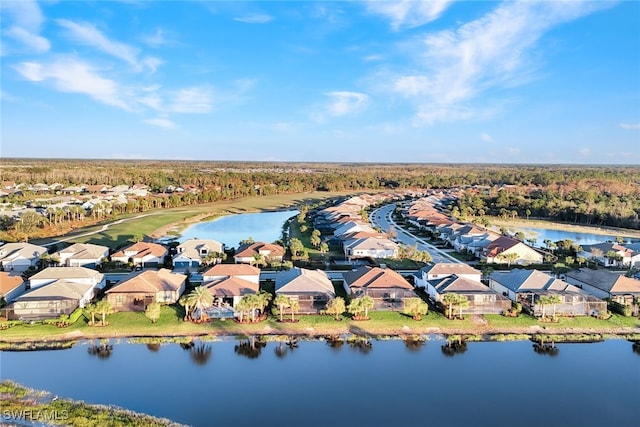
[370,204,460,264]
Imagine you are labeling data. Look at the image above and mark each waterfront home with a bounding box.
[172,239,224,269]
[233,242,284,264]
[105,269,186,311]
[490,269,606,317]
[275,268,335,314]
[54,242,109,268]
[426,275,511,314]
[201,264,260,314]
[202,264,260,284]
[0,242,48,272]
[11,280,97,320]
[482,236,543,265]
[565,268,640,306]
[0,272,26,303]
[29,267,106,290]
[333,221,377,238]
[343,236,399,260]
[415,263,482,287]
[111,242,168,268]
[578,242,640,268]
[343,266,416,310]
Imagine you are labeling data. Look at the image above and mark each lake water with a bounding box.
[2,338,638,427]
[179,210,298,249]
[508,227,637,247]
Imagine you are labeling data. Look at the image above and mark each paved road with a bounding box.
[370,204,460,264]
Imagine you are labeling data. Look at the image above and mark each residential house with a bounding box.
[275,268,335,314]
[0,242,47,272]
[202,264,260,309]
[482,236,543,265]
[111,242,168,268]
[343,266,416,310]
[105,269,186,311]
[343,236,399,260]
[0,272,26,304]
[234,242,285,264]
[54,243,109,268]
[202,264,260,284]
[490,269,605,317]
[29,267,106,290]
[172,239,225,269]
[333,221,377,238]
[11,280,97,320]
[426,275,511,315]
[415,263,482,288]
[565,268,640,306]
[578,242,640,268]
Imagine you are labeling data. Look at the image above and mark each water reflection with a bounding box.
[326,336,344,351]
[274,337,299,359]
[234,336,266,359]
[87,340,113,360]
[533,342,559,356]
[348,336,372,355]
[633,341,640,355]
[441,339,467,357]
[146,343,161,352]
[190,342,212,366]
[403,336,426,352]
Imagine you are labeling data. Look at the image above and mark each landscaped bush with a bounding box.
[609,301,632,317]
[68,307,84,324]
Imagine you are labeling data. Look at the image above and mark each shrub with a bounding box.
[609,301,632,317]
[68,307,84,324]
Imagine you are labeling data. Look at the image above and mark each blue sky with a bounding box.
[1,0,639,164]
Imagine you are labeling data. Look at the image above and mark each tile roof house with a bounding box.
[275,268,335,314]
[343,236,399,260]
[11,280,97,320]
[482,236,543,265]
[343,266,416,310]
[105,269,186,311]
[54,243,109,268]
[29,267,106,290]
[0,242,48,272]
[172,239,225,269]
[426,275,511,315]
[490,269,605,317]
[578,243,640,268]
[202,264,261,316]
[234,242,285,264]
[111,242,168,268]
[202,264,260,283]
[0,272,26,304]
[565,268,640,303]
[415,263,482,287]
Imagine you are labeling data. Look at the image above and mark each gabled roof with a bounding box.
[234,242,284,259]
[343,266,413,290]
[485,236,521,257]
[431,275,494,293]
[344,237,398,252]
[0,272,24,295]
[30,267,104,282]
[111,242,167,259]
[17,280,93,301]
[106,269,186,294]
[175,239,224,260]
[420,263,480,277]
[275,268,335,296]
[56,243,109,260]
[0,242,47,261]
[203,264,260,277]
[491,269,579,293]
[204,276,258,297]
[565,268,640,294]
[581,242,636,257]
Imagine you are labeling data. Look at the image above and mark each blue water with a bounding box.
[511,227,636,247]
[1,338,638,427]
[179,210,298,249]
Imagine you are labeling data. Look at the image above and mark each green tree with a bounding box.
[289,238,305,258]
[442,293,468,319]
[403,298,428,321]
[348,295,374,319]
[538,294,562,320]
[14,211,44,242]
[310,234,321,249]
[239,237,255,246]
[288,298,299,321]
[496,252,519,267]
[186,286,214,322]
[179,294,192,321]
[251,253,267,268]
[319,242,329,254]
[84,303,98,326]
[325,297,346,321]
[144,301,162,324]
[95,300,114,326]
[274,294,291,322]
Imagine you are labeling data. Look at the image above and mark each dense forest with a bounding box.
[1,159,639,230]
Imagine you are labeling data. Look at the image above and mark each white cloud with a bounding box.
[169,87,213,113]
[1,0,45,32]
[619,122,640,130]
[13,58,130,111]
[325,91,369,116]
[384,1,611,125]
[579,148,591,156]
[234,14,273,24]
[366,0,454,31]
[480,132,493,142]
[142,56,164,73]
[142,28,172,47]
[5,26,50,52]
[144,117,177,130]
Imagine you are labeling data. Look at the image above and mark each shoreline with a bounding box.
[489,217,640,239]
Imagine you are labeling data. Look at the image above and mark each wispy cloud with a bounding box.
[144,117,177,130]
[5,26,50,53]
[366,0,454,31]
[234,14,273,24]
[383,1,611,125]
[141,28,175,47]
[169,87,213,113]
[1,0,50,53]
[57,19,161,73]
[480,132,493,142]
[325,91,369,116]
[619,122,640,130]
[13,58,130,111]
[579,148,591,156]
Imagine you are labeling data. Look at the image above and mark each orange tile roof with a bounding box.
[0,272,23,295]
[203,264,261,277]
[343,266,413,290]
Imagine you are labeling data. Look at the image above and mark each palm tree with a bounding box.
[186,286,214,322]
[288,298,299,322]
[442,293,458,319]
[538,294,562,320]
[235,296,251,323]
[403,297,428,321]
[95,300,114,326]
[253,291,272,321]
[347,297,363,319]
[273,294,291,322]
[84,303,98,326]
[325,297,346,321]
[251,253,267,268]
[497,252,519,267]
[348,296,374,320]
[455,294,469,319]
[179,295,192,321]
